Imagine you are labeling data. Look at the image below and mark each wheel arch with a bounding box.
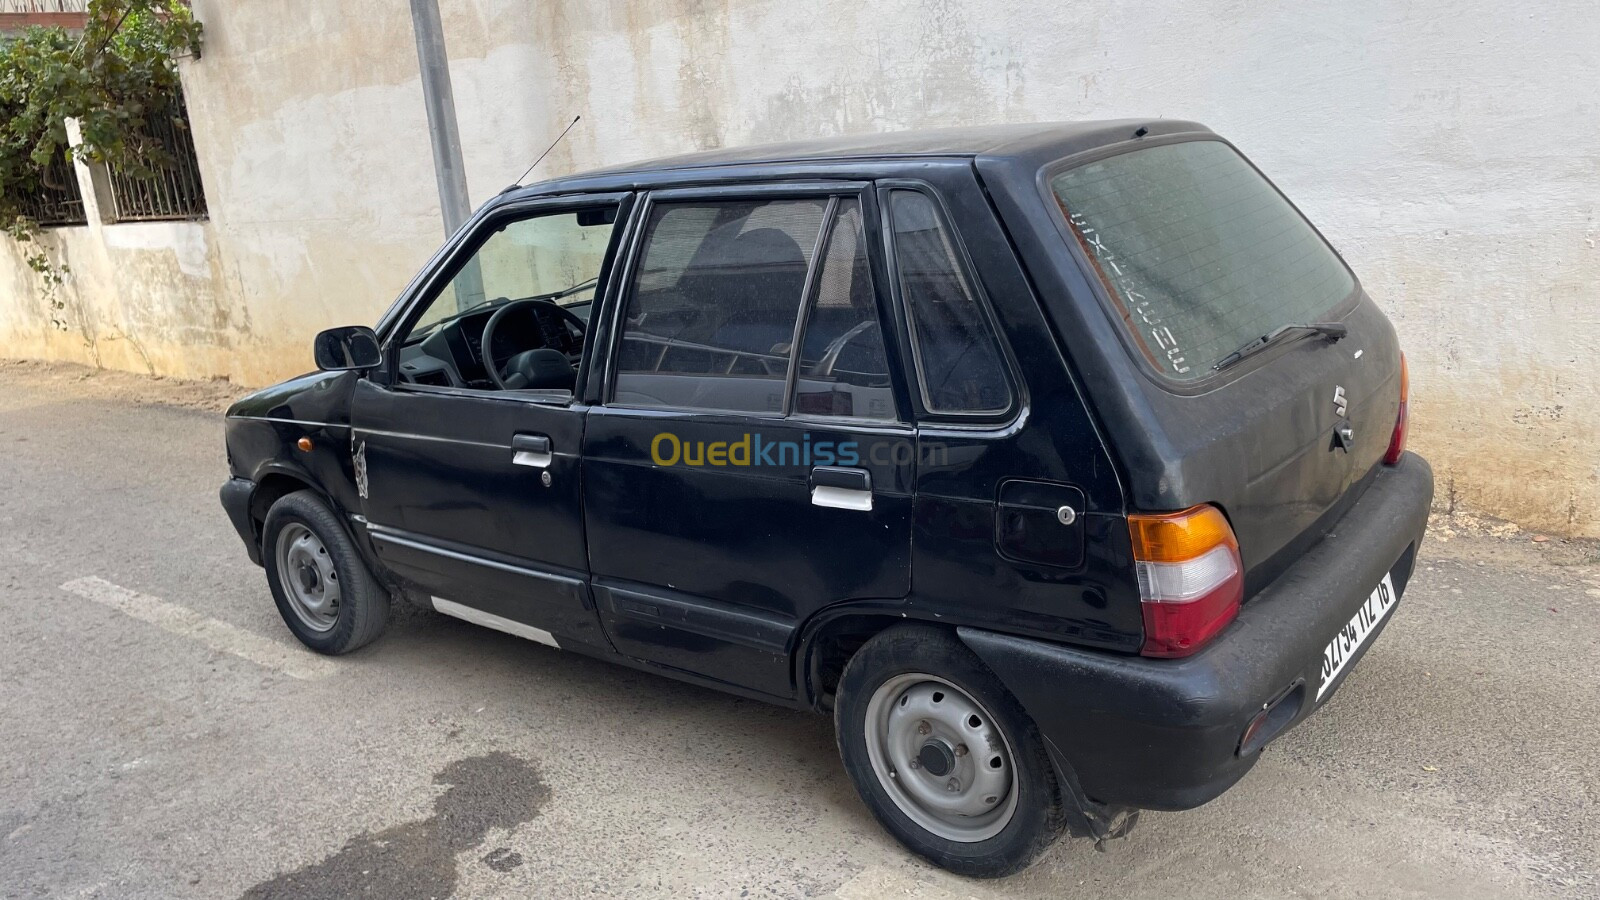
[251,470,312,525]
[247,463,344,547]
[803,612,1137,844]
[250,464,399,596]
[795,603,950,712]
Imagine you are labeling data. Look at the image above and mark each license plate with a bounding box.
[1317,573,1397,701]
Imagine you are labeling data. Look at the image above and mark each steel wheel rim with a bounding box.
[275,522,340,633]
[863,673,1019,843]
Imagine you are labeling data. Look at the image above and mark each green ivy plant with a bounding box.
[0,0,203,292]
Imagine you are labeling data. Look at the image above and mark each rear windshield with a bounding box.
[1049,140,1355,381]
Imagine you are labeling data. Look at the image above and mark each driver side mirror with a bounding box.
[313,326,382,372]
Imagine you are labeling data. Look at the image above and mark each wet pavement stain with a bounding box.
[240,752,548,900]
[481,847,524,872]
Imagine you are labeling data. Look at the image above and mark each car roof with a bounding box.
[509,118,1212,197]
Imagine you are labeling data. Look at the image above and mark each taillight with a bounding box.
[1383,353,1409,465]
[1130,505,1243,658]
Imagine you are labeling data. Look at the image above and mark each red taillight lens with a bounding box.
[1384,353,1409,466]
[1130,506,1243,658]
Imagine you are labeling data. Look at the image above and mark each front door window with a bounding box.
[395,206,618,392]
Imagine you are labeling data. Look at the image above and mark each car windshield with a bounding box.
[1048,140,1355,381]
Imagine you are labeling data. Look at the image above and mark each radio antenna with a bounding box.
[515,115,581,186]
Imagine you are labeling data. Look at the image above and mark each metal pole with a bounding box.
[409,0,471,236]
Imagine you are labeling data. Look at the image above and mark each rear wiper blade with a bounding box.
[1213,322,1348,372]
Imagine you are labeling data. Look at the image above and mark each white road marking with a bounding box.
[60,576,335,681]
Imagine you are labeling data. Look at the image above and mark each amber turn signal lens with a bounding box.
[1128,505,1237,562]
[296,437,313,452]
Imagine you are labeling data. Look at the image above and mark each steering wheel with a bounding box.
[481,298,586,390]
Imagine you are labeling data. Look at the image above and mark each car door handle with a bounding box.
[511,433,553,468]
[811,466,872,511]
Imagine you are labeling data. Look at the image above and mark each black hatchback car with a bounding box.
[221,120,1431,876]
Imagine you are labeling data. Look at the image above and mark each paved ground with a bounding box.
[1,359,1597,900]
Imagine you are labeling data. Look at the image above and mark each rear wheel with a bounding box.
[834,625,1066,877]
[262,490,389,654]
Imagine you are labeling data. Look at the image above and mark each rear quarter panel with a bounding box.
[897,162,1140,651]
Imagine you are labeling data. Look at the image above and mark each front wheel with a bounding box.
[262,490,389,654]
[834,625,1066,877]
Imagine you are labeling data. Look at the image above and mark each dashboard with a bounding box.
[396,301,584,389]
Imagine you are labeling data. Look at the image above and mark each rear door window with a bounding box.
[792,199,896,421]
[613,198,827,413]
[1049,139,1356,381]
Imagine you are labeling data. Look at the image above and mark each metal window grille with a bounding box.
[106,92,209,222]
[9,151,88,227]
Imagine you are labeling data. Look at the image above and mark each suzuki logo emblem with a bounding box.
[1333,385,1348,418]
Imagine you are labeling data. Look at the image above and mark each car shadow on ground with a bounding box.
[374,598,846,777]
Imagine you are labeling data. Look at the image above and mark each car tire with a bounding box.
[834,625,1066,877]
[261,489,389,654]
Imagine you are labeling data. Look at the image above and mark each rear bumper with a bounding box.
[960,452,1433,811]
[220,477,261,565]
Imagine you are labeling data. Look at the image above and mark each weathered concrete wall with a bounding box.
[0,159,241,379]
[1,0,1596,534]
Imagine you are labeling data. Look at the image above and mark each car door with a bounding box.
[580,184,916,698]
[350,194,632,652]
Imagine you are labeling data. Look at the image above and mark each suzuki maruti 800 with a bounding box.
[221,121,1431,876]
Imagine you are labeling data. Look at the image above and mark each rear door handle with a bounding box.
[811,466,872,511]
[511,433,553,468]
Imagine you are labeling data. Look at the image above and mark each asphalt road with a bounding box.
[2,361,1596,899]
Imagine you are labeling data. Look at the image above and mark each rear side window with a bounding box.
[1049,140,1355,381]
[889,190,1013,415]
[613,198,826,413]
